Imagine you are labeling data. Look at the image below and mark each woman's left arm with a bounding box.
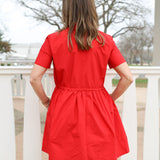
[30,64,50,108]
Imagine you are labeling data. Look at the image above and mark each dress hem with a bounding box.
[42,147,49,154]
[41,147,130,159]
[116,149,130,159]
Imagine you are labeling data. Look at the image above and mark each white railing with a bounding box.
[0,66,160,160]
[0,60,35,66]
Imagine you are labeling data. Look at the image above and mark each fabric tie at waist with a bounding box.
[55,85,105,91]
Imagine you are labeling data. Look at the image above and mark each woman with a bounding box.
[30,0,133,159]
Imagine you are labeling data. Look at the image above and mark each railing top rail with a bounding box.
[0,60,35,62]
[0,66,160,75]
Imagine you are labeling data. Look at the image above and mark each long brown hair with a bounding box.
[58,0,105,52]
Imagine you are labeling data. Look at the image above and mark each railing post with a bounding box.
[0,75,16,160]
[121,78,137,160]
[143,76,159,160]
[23,75,41,160]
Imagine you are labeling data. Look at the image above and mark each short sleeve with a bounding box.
[108,36,126,69]
[34,35,53,69]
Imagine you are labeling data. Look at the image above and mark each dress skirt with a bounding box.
[41,86,130,160]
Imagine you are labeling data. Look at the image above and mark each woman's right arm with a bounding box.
[110,62,133,101]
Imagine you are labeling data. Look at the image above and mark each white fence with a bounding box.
[0,60,35,66]
[0,66,160,160]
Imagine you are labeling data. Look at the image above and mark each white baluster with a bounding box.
[0,76,16,160]
[11,76,16,97]
[17,74,21,96]
[23,75,41,160]
[121,78,137,160]
[21,77,26,97]
[143,76,159,160]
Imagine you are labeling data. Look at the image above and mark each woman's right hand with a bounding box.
[42,97,51,109]
[109,93,114,101]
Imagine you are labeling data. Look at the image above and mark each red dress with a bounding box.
[34,26,130,160]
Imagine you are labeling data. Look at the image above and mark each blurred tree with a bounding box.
[0,32,12,54]
[95,0,149,37]
[118,22,153,65]
[16,0,150,38]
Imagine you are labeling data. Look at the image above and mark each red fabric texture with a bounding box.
[34,27,129,160]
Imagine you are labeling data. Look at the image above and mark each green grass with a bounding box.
[0,63,11,66]
[129,64,140,66]
[112,78,148,88]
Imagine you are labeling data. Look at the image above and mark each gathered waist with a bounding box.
[55,85,105,91]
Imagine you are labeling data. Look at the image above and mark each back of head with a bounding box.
[58,0,105,52]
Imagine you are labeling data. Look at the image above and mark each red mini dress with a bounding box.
[34,26,130,160]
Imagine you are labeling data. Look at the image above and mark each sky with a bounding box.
[0,0,155,44]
